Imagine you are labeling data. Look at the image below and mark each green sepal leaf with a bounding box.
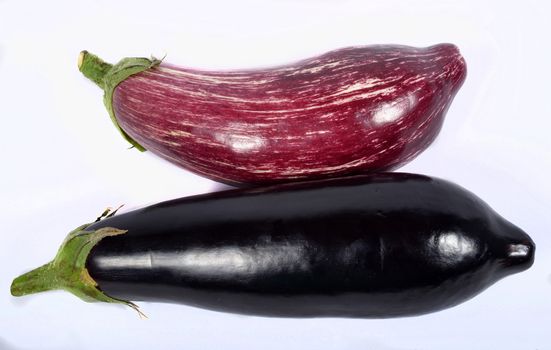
[78,51,162,152]
[11,223,145,317]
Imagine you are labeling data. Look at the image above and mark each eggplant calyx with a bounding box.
[78,50,163,152]
[10,224,145,317]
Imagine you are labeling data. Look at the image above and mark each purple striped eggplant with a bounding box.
[79,44,466,185]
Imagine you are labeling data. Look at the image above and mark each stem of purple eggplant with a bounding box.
[78,51,113,88]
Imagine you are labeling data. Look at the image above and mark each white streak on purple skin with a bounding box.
[112,44,467,185]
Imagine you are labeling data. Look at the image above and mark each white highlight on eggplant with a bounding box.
[179,248,250,275]
[215,132,266,153]
[93,252,153,270]
[435,232,477,264]
[371,93,417,125]
[154,244,310,278]
[508,244,530,258]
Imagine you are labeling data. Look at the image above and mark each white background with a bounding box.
[1,0,550,349]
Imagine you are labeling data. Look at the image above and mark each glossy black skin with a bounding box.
[86,173,535,318]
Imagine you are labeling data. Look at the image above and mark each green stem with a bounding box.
[78,50,113,87]
[78,50,163,152]
[10,262,57,296]
[10,224,144,316]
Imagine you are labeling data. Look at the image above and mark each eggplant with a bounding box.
[11,173,533,318]
[78,44,466,185]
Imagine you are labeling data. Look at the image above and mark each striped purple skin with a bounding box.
[112,44,466,185]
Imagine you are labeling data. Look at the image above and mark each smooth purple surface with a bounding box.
[113,44,466,185]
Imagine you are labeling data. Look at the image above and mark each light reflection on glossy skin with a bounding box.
[508,243,531,258]
[94,252,152,270]
[215,122,267,154]
[433,231,478,266]
[96,243,311,279]
[371,93,417,125]
[224,134,266,153]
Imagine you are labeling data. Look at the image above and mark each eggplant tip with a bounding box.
[506,241,535,270]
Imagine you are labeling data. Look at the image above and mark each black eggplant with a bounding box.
[11,173,534,318]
